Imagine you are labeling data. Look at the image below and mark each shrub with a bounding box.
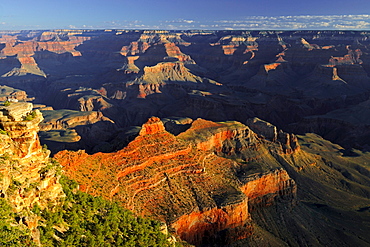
[38,175,172,246]
[0,129,8,135]
[24,111,37,121]
[0,199,35,246]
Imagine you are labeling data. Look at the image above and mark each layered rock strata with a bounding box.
[55,117,297,246]
[0,102,64,243]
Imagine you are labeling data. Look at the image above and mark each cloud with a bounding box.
[110,14,370,30]
[153,14,370,30]
[3,14,370,30]
[214,15,370,30]
[182,20,195,24]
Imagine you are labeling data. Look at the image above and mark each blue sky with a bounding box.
[1,0,370,30]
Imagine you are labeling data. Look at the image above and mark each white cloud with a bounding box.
[6,14,369,30]
[203,15,370,30]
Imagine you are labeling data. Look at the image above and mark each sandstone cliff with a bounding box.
[0,102,64,244]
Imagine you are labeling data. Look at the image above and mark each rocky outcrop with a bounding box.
[172,198,252,246]
[211,35,258,56]
[329,46,363,65]
[0,102,64,243]
[119,31,194,74]
[246,117,300,154]
[141,62,201,84]
[138,116,166,135]
[39,109,112,131]
[0,85,29,101]
[240,168,297,208]
[164,43,194,63]
[178,118,258,156]
[46,87,112,112]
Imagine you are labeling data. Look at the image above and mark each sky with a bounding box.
[1,0,370,30]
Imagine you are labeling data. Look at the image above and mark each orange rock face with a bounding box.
[329,47,363,65]
[0,33,90,76]
[136,83,162,98]
[264,62,281,72]
[172,201,252,246]
[222,45,238,55]
[138,116,165,135]
[121,41,151,56]
[164,42,193,62]
[240,169,297,206]
[55,117,298,245]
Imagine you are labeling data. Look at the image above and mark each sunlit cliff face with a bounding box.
[55,117,299,245]
[0,102,64,243]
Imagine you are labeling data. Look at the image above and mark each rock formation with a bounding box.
[246,117,300,154]
[0,85,30,101]
[0,31,90,77]
[0,101,64,243]
[54,115,370,246]
[55,117,300,246]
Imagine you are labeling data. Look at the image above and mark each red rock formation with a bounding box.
[122,56,140,74]
[172,200,252,246]
[55,117,298,245]
[138,116,165,135]
[222,45,238,55]
[329,46,363,65]
[0,34,90,76]
[264,63,282,72]
[240,169,297,207]
[178,118,258,155]
[210,35,259,57]
[119,32,194,74]
[164,43,193,62]
[135,83,162,99]
[121,41,147,56]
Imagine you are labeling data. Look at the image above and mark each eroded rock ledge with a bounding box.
[56,116,298,246]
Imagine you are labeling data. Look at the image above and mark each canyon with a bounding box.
[0,30,369,246]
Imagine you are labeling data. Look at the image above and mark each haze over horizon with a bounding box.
[1,0,370,30]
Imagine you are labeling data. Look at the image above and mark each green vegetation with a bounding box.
[38,176,172,247]
[3,100,11,106]
[0,199,35,246]
[0,129,8,135]
[0,126,9,135]
[24,111,37,121]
